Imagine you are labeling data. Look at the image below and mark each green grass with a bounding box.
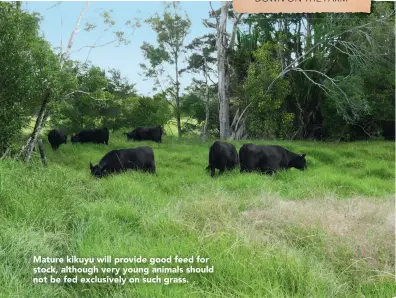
[0,131,395,297]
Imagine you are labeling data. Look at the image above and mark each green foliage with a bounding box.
[243,44,293,139]
[115,94,172,130]
[140,2,192,137]
[321,74,377,140]
[181,93,205,122]
[0,2,67,153]
[229,3,394,140]
[50,62,171,133]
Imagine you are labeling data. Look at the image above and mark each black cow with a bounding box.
[206,141,239,177]
[47,129,67,150]
[71,127,109,145]
[382,120,395,141]
[124,126,163,143]
[90,147,156,178]
[239,144,307,174]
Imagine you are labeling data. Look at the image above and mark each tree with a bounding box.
[205,2,243,140]
[228,3,394,140]
[20,2,91,163]
[243,43,292,139]
[106,68,137,99]
[183,34,217,141]
[140,2,191,138]
[50,61,171,132]
[0,2,72,157]
[20,1,138,163]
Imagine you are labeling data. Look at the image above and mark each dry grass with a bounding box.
[175,193,395,290]
[242,195,394,242]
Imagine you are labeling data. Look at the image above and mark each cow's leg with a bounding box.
[243,161,255,173]
[219,166,225,175]
[210,166,216,177]
[149,165,156,174]
[147,161,156,174]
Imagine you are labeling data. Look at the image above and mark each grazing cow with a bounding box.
[124,126,163,143]
[90,147,156,178]
[239,144,307,174]
[382,120,395,141]
[47,129,67,150]
[71,127,109,145]
[206,141,239,177]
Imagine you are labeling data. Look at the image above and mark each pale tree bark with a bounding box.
[212,1,243,140]
[216,2,230,140]
[37,138,47,166]
[23,91,50,163]
[201,57,210,142]
[21,1,91,164]
[175,53,182,138]
[230,108,246,140]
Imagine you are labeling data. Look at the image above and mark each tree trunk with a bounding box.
[175,53,181,138]
[1,148,10,160]
[230,108,247,140]
[37,138,47,166]
[296,19,302,59]
[217,2,231,140]
[202,58,210,142]
[18,2,90,165]
[24,90,50,164]
[306,14,312,55]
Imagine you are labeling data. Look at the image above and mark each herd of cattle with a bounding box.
[47,125,307,178]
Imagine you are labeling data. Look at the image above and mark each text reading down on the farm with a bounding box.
[32,255,214,285]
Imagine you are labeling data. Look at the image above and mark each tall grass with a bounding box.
[0,131,394,297]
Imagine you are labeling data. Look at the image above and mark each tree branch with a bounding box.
[61,1,91,67]
[228,13,243,51]
[209,1,219,27]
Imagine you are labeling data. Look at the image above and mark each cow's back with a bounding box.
[48,129,66,149]
[78,127,109,143]
[209,141,238,168]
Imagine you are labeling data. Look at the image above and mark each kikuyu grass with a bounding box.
[0,131,394,297]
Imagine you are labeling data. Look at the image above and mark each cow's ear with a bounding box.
[301,154,306,158]
[90,162,93,170]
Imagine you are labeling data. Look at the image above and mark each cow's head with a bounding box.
[71,134,79,143]
[290,153,307,170]
[64,134,68,144]
[125,130,136,140]
[90,162,103,178]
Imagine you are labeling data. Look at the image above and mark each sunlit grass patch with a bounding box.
[0,134,394,297]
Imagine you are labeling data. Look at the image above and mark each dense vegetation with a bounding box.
[0,133,394,297]
[0,2,394,158]
[0,1,394,297]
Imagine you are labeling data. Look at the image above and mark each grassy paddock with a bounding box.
[0,131,394,297]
